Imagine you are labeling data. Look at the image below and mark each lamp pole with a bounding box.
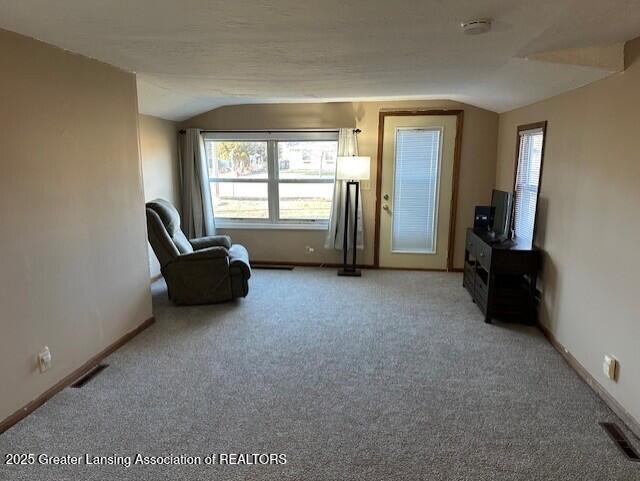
[336,153,369,278]
[338,180,361,277]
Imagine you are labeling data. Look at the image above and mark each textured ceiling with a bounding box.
[1,0,639,120]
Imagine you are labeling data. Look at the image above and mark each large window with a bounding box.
[203,131,338,228]
[513,122,546,246]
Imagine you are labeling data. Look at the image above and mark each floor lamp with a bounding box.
[336,155,370,277]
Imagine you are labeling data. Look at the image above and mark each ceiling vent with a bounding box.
[461,19,492,35]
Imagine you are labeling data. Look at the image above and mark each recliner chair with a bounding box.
[145,199,251,305]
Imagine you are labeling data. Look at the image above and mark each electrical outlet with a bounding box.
[37,346,52,373]
[603,355,618,381]
[305,246,315,254]
[360,180,371,191]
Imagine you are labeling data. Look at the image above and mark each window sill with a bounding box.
[216,221,329,231]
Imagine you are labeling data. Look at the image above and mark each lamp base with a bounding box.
[338,268,361,277]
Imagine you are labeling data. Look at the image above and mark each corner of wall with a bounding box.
[138,114,182,278]
[624,36,640,69]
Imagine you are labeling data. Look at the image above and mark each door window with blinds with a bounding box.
[391,127,443,253]
[513,123,546,246]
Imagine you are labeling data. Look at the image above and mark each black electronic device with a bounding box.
[474,205,495,232]
[490,189,513,241]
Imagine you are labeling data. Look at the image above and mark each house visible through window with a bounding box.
[203,131,338,228]
[513,123,546,246]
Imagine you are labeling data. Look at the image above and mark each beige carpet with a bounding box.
[1,269,638,480]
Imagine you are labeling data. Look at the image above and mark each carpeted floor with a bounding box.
[1,269,638,480]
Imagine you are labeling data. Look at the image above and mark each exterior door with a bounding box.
[378,114,458,269]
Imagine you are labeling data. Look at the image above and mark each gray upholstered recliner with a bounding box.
[145,199,251,305]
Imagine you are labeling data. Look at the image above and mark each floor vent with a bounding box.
[600,422,640,461]
[71,364,109,388]
[252,264,295,270]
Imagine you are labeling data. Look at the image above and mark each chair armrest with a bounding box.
[228,244,251,279]
[190,235,232,250]
[174,246,229,262]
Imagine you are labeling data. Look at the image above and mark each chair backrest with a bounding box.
[145,199,193,268]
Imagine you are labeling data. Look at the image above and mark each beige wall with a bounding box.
[139,114,180,277]
[496,38,640,425]
[0,29,152,422]
[183,100,498,268]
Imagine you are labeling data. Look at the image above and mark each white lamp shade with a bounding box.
[336,156,371,180]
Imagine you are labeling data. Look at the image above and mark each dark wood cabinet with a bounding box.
[463,228,541,324]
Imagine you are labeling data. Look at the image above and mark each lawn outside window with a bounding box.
[203,131,338,229]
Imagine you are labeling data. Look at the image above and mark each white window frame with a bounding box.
[203,130,338,230]
[513,123,546,245]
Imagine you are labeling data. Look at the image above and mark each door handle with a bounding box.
[383,193,389,200]
[383,204,390,211]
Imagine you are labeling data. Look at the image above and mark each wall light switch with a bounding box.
[38,346,52,373]
[603,355,618,381]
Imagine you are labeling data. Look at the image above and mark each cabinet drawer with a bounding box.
[466,230,478,256]
[477,242,492,270]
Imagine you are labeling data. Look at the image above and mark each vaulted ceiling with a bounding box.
[1,0,639,120]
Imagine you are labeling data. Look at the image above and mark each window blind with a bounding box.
[392,128,442,253]
[514,129,544,245]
